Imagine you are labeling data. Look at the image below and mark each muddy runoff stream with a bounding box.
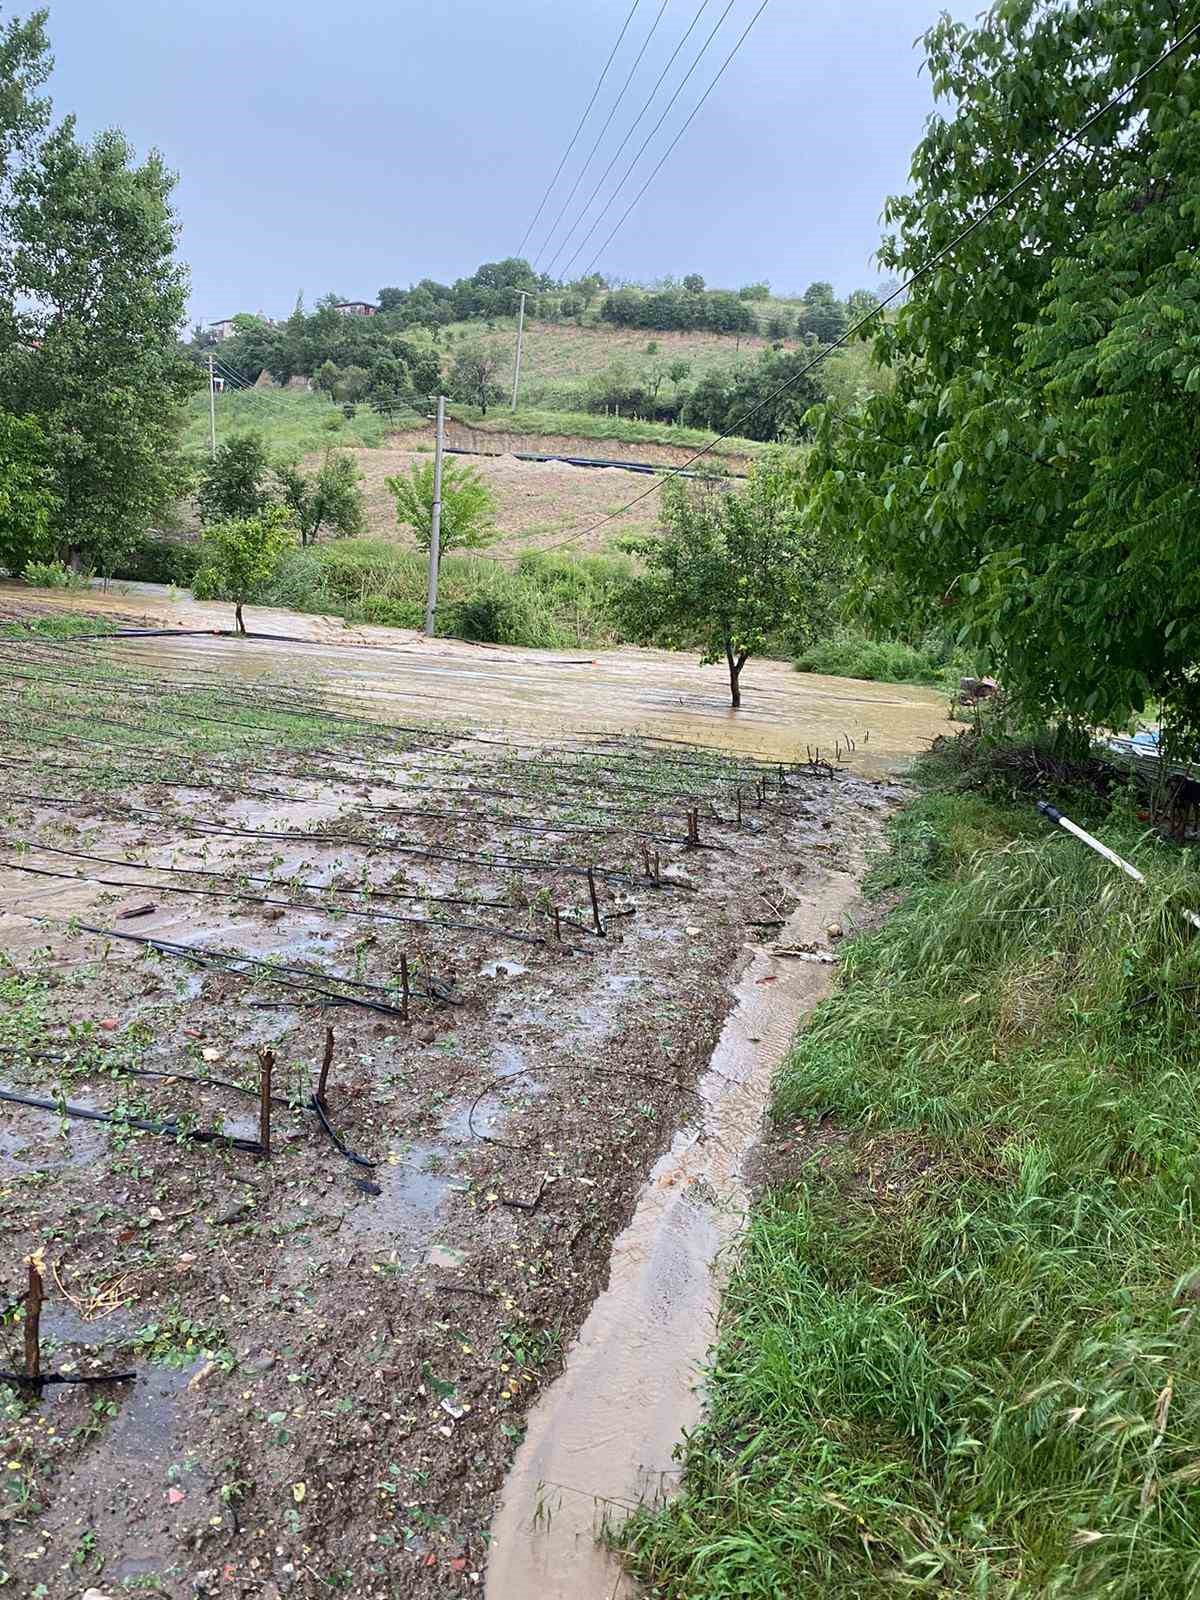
[487,864,866,1598]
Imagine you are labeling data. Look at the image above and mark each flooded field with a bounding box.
[0,596,930,1597]
[2,580,949,773]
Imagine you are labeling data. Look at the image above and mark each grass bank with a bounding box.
[795,629,970,688]
[622,740,1200,1597]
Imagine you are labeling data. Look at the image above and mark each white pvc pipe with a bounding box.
[1037,802,1200,930]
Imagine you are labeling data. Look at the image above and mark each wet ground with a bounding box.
[0,600,923,1598]
[3,581,949,774]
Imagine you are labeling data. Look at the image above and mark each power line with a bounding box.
[580,0,770,277]
[515,0,645,260]
[551,0,736,283]
[543,0,715,281]
[532,0,672,273]
[514,18,1200,560]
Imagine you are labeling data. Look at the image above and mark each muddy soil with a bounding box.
[0,618,907,1599]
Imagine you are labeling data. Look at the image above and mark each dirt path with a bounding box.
[4,582,948,774]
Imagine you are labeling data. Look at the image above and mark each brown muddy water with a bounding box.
[486,870,864,1599]
[6,580,949,774]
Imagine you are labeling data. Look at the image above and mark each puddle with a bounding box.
[486,869,865,1600]
[41,1302,138,1347]
[105,1360,200,1462]
[0,1098,108,1172]
[345,1140,452,1262]
[481,958,529,980]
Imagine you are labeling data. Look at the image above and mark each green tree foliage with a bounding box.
[600,285,758,335]
[738,281,770,301]
[805,1,1200,745]
[0,107,199,572]
[194,506,295,633]
[448,342,504,412]
[197,432,271,526]
[619,459,841,706]
[273,449,364,545]
[796,281,848,343]
[682,273,705,294]
[385,459,497,567]
[0,409,56,573]
[682,347,827,442]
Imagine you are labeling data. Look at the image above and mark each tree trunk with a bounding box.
[235,601,245,635]
[725,646,748,709]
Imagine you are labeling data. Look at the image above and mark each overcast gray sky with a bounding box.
[46,0,969,325]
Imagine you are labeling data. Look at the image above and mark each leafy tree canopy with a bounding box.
[618,459,842,706]
[273,449,364,546]
[194,505,295,633]
[804,0,1200,746]
[385,459,497,567]
[0,409,56,573]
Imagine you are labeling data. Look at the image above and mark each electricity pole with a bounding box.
[423,395,446,638]
[207,353,217,457]
[511,291,527,410]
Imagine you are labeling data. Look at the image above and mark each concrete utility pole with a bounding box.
[207,353,217,457]
[423,395,446,638]
[511,291,527,410]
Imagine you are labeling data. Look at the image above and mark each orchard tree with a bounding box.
[273,449,364,545]
[197,432,271,525]
[449,342,504,413]
[386,459,496,568]
[194,506,295,634]
[620,458,841,707]
[682,274,705,295]
[0,410,56,573]
[805,1,1200,748]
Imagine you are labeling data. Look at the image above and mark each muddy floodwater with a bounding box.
[5,580,948,773]
[0,590,931,1598]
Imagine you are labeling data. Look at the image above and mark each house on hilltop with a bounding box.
[208,318,238,341]
[334,301,377,317]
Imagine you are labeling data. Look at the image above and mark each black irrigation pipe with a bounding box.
[5,789,683,893]
[0,1043,301,1109]
[1,747,689,848]
[0,1067,375,1169]
[0,1370,136,1388]
[4,837,522,916]
[0,1085,264,1151]
[3,858,568,952]
[19,914,449,1018]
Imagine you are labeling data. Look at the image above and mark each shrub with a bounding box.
[794,631,968,686]
[193,507,296,632]
[22,558,89,590]
[360,595,423,629]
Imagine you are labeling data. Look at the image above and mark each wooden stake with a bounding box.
[258,1048,274,1159]
[400,954,410,1022]
[737,787,743,827]
[24,1255,43,1382]
[317,1027,334,1107]
[553,907,562,942]
[586,867,604,935]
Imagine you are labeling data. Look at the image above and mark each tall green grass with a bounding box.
[263,539,634,649]
[795,629,969,688]
[622,765,1200,1598]
[183,388,399,455]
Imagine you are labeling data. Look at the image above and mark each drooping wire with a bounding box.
[550,0,736,283]
[579,0,770,278]
[531,0,673,273]
[515,0,646,259]
[510,18,1200,560]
